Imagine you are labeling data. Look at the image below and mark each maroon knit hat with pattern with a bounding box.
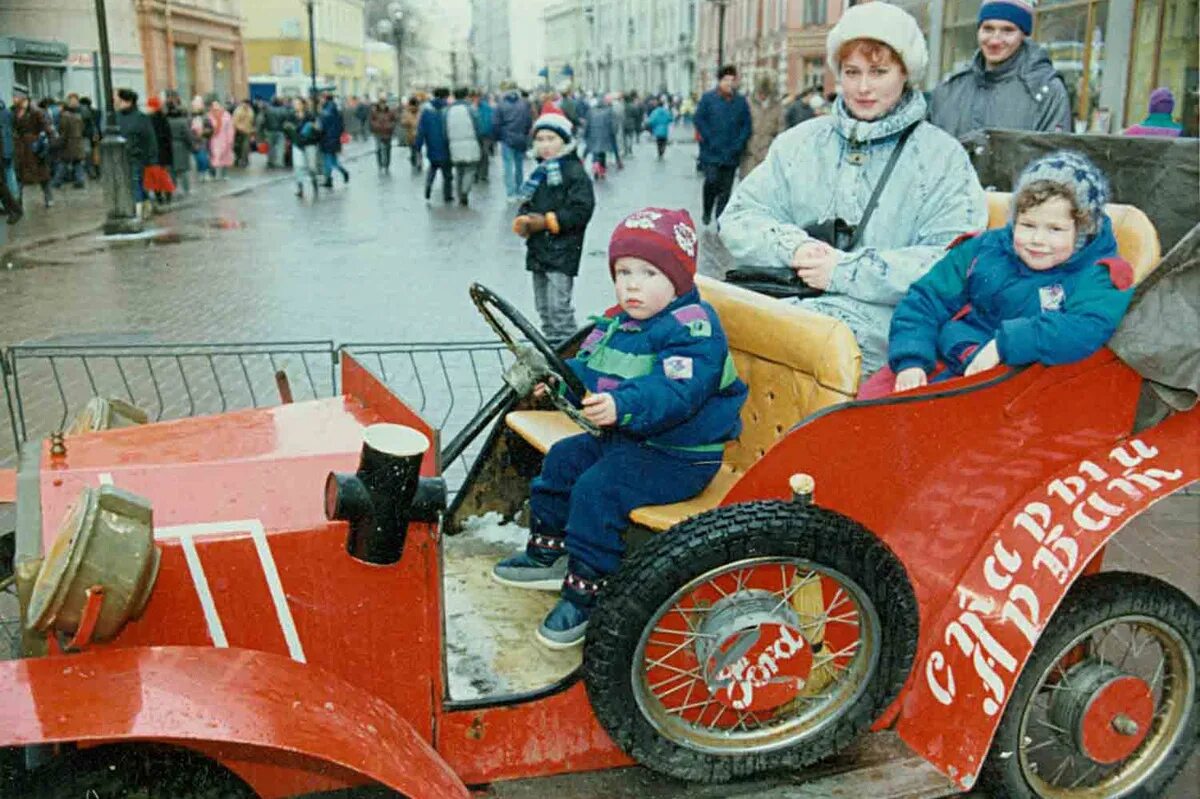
[608,207,699,295]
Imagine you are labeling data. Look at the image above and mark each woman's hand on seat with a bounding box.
[964,340,1000,377]
[792,241,842,291]
[894,367,928,393]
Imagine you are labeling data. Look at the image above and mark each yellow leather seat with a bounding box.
[504,275,862,531]
[985,193,1162,284]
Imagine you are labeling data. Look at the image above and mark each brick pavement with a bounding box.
[0,138,377,258]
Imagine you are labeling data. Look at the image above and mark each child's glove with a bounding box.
[512,215,531,237]
[523,213,549,235]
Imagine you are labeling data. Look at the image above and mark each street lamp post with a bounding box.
[387,2,405,97]
[708,0,729,79]
[93,0,139,234]
[303,0,318,101]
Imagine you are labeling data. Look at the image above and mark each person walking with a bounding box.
[143,96,177,207]
[190,96,213,180]
[52,94,86,190]
[232,99,255,167]
[622,92,643,155]
[446,87,482,205]
[369,96,399,173]
[0,97,22,223]
[166,96,197,196]
[78,96,99,179]
[493,87,533,200]
[114,88,157,218]
[739,73,783,179]
[1123,88,1184,138]
[12,86,55,209]
[929,0,1072,138]
[646,100,673,159]
[354,96,371,141]
[284,97,321,199]
[319,94,350,187]
[206,97,234,180]
[583,95,618,180]
[475,91,494,182]
[414,87,453,204]
[694,65,752,226]
[263,97,288,168]
[784,87,818,129]
[400,96,421,172]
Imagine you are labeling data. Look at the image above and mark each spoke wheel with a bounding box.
[584,501,918,783]
[632,557,879,754]
[982,572,1199,799]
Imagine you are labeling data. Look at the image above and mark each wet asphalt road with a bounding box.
[1,134,711,348]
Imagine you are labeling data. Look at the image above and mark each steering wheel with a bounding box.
[470,283,601,436]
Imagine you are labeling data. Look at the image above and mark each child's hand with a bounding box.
[532,382,549,398]
[894,367,928,392]
[964,340,1001,376]
[581,393,617,427]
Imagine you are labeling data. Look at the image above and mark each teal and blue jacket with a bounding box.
[567,289,748,458]
[888,216,1133,377]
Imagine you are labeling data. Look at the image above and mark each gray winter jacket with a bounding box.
[445,103,481,164]
[719,91,987,376]
[583,104,618,155]
[929,42,1073,139]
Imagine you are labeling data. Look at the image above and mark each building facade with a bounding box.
[590,0,699,95]
[135,0,247,103]
[470,0,512,89]
[694,0,1195,133]
[696,0,843,98]
[543,0,587,90]
[0,0,145,103]
[244,0,373,98]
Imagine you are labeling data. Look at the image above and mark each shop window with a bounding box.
[1034,0,1097,130]
[173,44,196,102]
[1153,0,1199,134]
[803,0,825,26]
[940,0,985,77]
[14,64,65,102]
[211,49,233,102]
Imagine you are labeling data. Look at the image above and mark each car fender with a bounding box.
[896,407,1199,790]
[0,645,469,799]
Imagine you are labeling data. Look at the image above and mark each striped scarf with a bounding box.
[517,146,576,202]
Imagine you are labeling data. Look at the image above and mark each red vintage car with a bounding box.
[0,196,1195,799]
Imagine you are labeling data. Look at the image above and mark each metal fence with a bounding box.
[1,340,514,493]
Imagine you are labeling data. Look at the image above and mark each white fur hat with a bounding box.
[826,2,929,83]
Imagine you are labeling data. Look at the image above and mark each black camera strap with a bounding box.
[849,121,920,250]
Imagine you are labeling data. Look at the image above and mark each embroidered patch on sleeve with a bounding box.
[1039,284,1065,311]
[663,356,694,380]
[686,319,712,337]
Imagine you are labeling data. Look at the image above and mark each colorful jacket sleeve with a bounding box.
[826,141,987,307]
[609,311,730,437]
[996,263,1134,367]
[887,238,979,374]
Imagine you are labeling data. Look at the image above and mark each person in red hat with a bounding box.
[493,207,749,649]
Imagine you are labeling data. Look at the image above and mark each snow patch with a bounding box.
[458,511,529,547]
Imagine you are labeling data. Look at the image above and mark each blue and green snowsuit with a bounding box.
[530,288,748,575]
[888,216,1133,378]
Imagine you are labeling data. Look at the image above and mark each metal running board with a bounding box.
[480,731,960,798]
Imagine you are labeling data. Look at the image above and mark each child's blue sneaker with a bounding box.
[536,596,591,649]
[536,562,605,649]
[491,548,567,591]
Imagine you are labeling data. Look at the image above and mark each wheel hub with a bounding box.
[694,590,813,712]
[1049,661,1155,764]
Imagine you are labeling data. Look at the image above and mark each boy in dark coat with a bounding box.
[883,151,1133,395]
[494,207,749,649]
[511,113,596,345]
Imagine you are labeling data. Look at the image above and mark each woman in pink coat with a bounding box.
[207,99,235,179]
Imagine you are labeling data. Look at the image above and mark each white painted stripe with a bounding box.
[153,519,306,663]
[97,473,113,485]
[247,520,307,664]
[178,535,229,648]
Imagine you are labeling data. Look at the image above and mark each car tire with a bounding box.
[979,571,1199,799]
[583,500,919,783]
[21,744,254,799]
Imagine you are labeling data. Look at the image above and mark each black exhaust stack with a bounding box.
[325,424,442,565]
